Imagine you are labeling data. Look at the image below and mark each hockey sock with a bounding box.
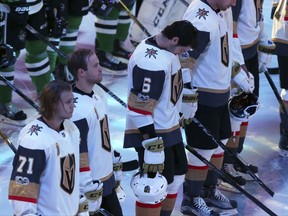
[57,15,83,65]
[237,121,249,154]
[0,66,14,103]
[115,10,132,42]
[136,201,161,216]
[47,38,60,72]
[25,40,51,94]
[160,194,177,216]
[204,152,224,186]
[95,8,120,52]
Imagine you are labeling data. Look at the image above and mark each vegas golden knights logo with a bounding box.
[100,115,112,152]
[60,154,75,194]
[171,70,183,105]
[221,32,229,67]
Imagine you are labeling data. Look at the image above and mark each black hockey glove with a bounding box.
[8,0,30,26]
[44,0,68,38]
[0,44,16,68]
[90,0,116,17]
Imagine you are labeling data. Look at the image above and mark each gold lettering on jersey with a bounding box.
[221,33,229,67]
[171,70,183,105]
[60,154,75,194]
[100,115,112,152]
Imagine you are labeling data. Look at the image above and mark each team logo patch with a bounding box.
[100,115,112,152]
[196,8,209,20]
[18,30,26,42]
[15,175,30,185]
[73,97,78,107]
[60,154,75,194]
[145,48,158,59]
[27,124,43,136]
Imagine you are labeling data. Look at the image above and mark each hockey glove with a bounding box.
[231,61,254,93]
[0,44,16,68]
[142,137,165,173]
[84,180,103,214]
[181,88,198,124]
[44,0,68,38]
[8,0,30,25]
[78,194,89,213]
[113,150,123,182]
[90,0,115,17]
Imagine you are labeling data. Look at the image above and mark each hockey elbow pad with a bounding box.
[142,137,165,173]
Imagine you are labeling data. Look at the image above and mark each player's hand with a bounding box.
[181,88,198,124]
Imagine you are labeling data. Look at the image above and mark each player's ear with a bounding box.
[77,68,85,77]
[171,37,179,45]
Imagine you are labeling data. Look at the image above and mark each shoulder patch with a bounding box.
[196,8,209,20]
[145,48,158,59]
[27,124,43,136]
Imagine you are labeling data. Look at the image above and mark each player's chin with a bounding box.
[67,112,73,119]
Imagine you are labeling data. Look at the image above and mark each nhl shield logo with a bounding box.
[60,154,75,194]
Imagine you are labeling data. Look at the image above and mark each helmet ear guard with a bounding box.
[130,171,168,204]
[229,92,260,121]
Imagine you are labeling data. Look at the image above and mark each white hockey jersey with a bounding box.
[183,0,232,105]
[124,36,183,148]
[71,85,114,183]
[272,0,288,46]
[232,0,262,48]
[9,118,80,216]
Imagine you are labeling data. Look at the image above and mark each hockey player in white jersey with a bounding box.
[8,80,81,215]
[67,48,123,216]
[225,0,268,184]
[180,0,245,215]
[271,0,288,157]
[124,20,198,216]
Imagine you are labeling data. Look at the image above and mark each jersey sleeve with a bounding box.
[8,145,46,215]
[128,64,165,115]
[188,30,210,60]
[73,118,93,191]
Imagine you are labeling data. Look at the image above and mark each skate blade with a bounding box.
[0,115,26,127]
[211,207,239,216]
[217,181,242,194]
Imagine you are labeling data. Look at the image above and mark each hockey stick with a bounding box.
[263,66,288,120]
[0,130,17,153]
[99,208,113,216]
[267,67,279,74]
[179,0,189,7]
[0,74,39,111]
[116,0,151,37]
[191,117,275,197]
[122,159,138,171]
[184,144,277,216]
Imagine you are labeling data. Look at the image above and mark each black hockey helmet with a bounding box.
[229,92,259,120]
